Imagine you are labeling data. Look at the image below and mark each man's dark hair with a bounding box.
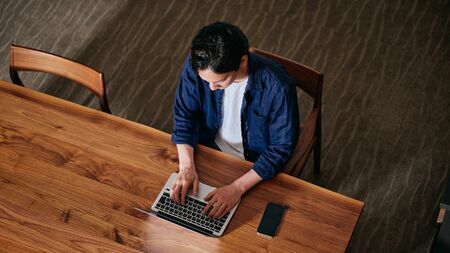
[191,22,249,73]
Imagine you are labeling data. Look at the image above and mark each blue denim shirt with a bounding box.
[171,52,300,180]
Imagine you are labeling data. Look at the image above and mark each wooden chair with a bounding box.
[9,44,111,113]
[250,48,323,177]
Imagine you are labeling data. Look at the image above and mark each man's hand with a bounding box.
[203,169,263,219]
[203,183,243,219]
[170,165,199,205]
[171,144,198,205]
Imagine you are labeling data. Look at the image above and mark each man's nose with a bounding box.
[209,83,218,90]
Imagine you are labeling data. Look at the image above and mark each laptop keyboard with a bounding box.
[155,189,229,233]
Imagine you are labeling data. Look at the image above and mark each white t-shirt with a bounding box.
[215,79,248,159]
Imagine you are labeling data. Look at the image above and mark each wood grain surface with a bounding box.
[0,80,363,253]
[0,1,448,252]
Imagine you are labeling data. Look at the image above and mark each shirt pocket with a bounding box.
[248,109,269,152]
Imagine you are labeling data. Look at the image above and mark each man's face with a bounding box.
[198,69,238,91]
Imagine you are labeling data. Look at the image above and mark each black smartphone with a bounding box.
[257,202,287,238]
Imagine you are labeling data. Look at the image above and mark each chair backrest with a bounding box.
[250,47,323,177]
[10,44,111,113]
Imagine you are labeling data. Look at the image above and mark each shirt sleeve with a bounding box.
[171,56,201,148]
[252,81,300,180]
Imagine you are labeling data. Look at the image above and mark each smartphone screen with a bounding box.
[257,202,287,237]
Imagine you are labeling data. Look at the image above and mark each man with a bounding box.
[171,22,300,219]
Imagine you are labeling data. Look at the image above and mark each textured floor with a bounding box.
[0,0,449,252]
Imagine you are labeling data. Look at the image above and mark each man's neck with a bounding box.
[234,65,248,83]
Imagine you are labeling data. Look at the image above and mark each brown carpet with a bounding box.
[0,0,449,252]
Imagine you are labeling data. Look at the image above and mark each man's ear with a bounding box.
[240,55,248,67]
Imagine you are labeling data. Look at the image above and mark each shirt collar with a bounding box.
[246,52,262,91]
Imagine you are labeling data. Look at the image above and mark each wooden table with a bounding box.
[0,80,364,252]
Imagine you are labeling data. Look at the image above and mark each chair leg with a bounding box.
[314,110,322,175]
[10,69,24,87]
[314,142,321,174]
[99,95,112,114]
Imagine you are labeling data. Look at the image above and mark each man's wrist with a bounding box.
[179,164,195,173]
[232,180,247,195]
[177,144,195,171]
[232,169,263,195]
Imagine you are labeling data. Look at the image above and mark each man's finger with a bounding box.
[193,178,199,196]
[203,202,213,214]
[181,182,189,205]
[218,205,231,219]
[169,180,177,197]
[208,202,221,218]
[172,184,181,204]
[215,204,227,219]
[169,183,176,198]
[204,189,216,201]
[203,197,216,214]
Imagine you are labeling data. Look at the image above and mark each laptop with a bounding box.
[136,172,240,237]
